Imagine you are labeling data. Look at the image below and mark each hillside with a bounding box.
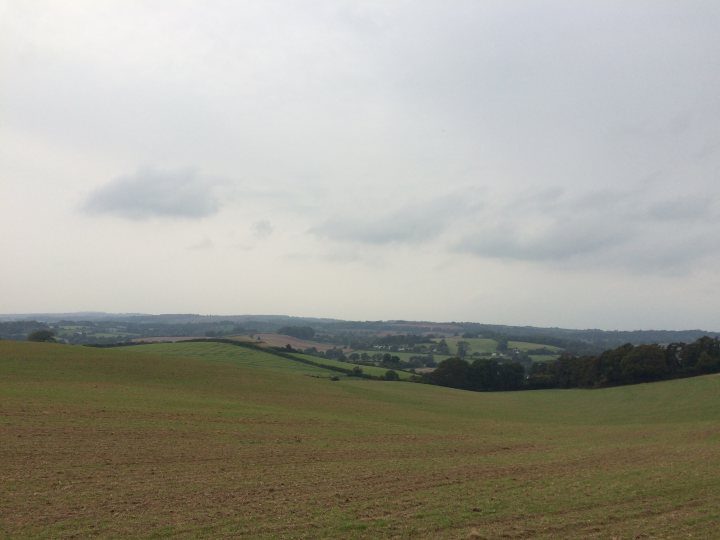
[4,313,719,353]
[125,341,415,380]
[2,341,720,538]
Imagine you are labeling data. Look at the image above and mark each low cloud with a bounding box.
[647,196,715,222]
[307,182,720,275]
[252,219,274,238]
[457,222,624,262]
[188,236,214,251]
[310,195,471,245]
[455,189,720,273]
[84,167,222,219]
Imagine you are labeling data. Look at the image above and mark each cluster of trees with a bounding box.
[28,330,56,342]
[349,351,436,368]
[424,337,720,392]
[0,321,51,341]
[528,337,720,389]
[374,334,433,347]
[424,358,525,391]
[277,326,316,340]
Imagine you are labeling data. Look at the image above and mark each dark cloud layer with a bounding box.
[84,168,221,219]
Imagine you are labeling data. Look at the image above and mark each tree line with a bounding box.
[424,336,720,392]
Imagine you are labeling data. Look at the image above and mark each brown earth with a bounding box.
[231,333,344,352]
[130,336,204,343]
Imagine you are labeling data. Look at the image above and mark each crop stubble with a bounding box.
[1,342,719,538]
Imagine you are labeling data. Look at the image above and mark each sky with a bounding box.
[2,1,720,330]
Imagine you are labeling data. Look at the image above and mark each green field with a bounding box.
[2,340,720,538]
[529,354,560,363]
[126,343,415,381]
[438,337,561,356]
[508,340,562,353]
[441,336,498,354]
[290,353,415,380]
[352,350,452,364]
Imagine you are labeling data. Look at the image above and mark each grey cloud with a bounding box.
[310,195,472,245]
[188,236,214,251]
[647,196,715,222]
[252,220,274,238]
[457,223,624,262]
[84,168,222,219]
[455,188,720,273]
[310,183,720,274]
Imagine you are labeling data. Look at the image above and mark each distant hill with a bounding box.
[0,312,718,353]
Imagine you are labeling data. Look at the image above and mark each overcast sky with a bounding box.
[2,1,720,330]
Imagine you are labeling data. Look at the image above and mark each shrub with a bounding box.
[27,330,55,342]
[384,370,400,381]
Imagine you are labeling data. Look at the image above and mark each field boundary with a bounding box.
[88,338,413,381]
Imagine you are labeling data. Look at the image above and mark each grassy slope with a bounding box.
[126,342,414,380]
[289,353,414,380]
[352,350,453,364]
[439,337,562,356]
[2,341,720,539]
[507,340,562,353]
[442,336,499,354]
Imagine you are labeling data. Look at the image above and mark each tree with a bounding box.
[497,362,525,390]
[381,354,401,367]
[456,340,471,359]
[697,351,720,373]
[277,326,315,340]
[435,339,450,355]
[384,370,400,381]
[620,344,668,383]
[28,330,55,342]
[470,359,499,390]
[426,358,472,389]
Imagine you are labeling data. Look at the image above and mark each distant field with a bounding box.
[130,336,204,343]
[2,341,720,538]
[441,336,498,354]
[529,354,560,363]
[126,342,414,380]
[508,340,562,352]
[231,333,340,352]
[437,337,561,356]
[126,341,334,376]
[290,353,414,380]
[352,350,452,364]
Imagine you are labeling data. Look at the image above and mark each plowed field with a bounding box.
[2,341,720,538]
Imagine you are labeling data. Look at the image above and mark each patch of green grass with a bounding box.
[352,350,452,364]
[441,336,498,354]
[290,353,414,380]
[438,337,563,356]
[2,341,720,539]
[125,341,334,376]
[530,354,560,362]
[508,340,562,352]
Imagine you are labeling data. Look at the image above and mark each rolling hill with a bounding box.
[2,340,720,538]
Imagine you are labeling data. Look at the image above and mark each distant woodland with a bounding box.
[424,336,720,391]
[2,314,720,392]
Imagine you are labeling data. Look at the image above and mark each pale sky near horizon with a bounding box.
[2,1,720,331]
